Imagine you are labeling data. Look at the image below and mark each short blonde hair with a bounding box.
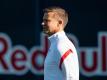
[43,6,68,28]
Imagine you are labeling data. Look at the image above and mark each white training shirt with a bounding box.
[44,31,79,80]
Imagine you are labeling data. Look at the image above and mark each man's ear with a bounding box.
[59,20,62,24]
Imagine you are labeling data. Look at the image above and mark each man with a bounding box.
[42,6,79,80]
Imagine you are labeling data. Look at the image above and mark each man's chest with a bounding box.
[44,48,59,67]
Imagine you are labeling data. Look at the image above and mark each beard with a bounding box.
[43,27,53,36]
[43,27,50,34]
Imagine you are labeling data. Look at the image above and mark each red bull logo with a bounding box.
[0,32,107,76]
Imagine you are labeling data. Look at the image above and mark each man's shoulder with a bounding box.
[56,38,76,52]
[56,40,69,52]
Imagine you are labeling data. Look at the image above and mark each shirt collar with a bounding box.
[48,30,66,43]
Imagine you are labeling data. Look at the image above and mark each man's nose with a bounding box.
[41,22,45,26]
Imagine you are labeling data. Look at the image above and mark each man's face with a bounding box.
[42,12,59,36]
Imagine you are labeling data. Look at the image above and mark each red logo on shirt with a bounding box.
[59,49,73,70]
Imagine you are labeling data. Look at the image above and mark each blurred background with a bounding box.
[0,0,107,80]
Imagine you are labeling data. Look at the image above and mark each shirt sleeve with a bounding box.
[57,43,79,80]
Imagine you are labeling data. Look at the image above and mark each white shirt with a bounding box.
[44,31,79,80]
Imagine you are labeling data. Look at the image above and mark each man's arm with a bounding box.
[58,48,79,80]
